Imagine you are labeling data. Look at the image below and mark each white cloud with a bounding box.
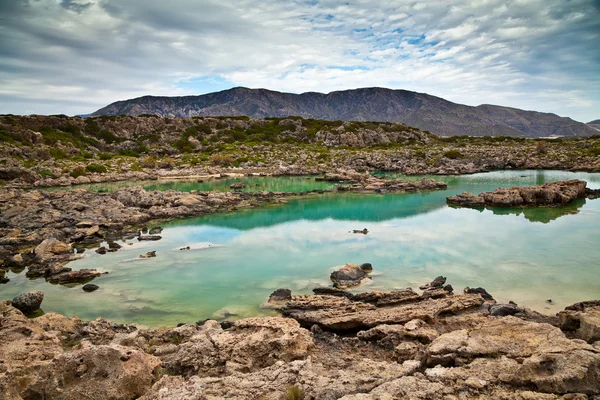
[0,0,598,121]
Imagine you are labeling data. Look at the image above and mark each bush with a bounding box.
[443,150,463,159]
[210,153,234,166]
[69,166,87,178]
[99,153,114,160]
[49,148,68,159]
[85,164,108,174]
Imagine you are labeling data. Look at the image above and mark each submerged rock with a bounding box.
[82,283,99,292]
[12,290,44,313]
[46,269,107,284]
[330,263,371,289]
[148,227,163,235]
[139,251,157,259]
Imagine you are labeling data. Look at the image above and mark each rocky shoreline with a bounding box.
[2,277,599,399]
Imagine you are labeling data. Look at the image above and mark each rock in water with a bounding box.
[330,263,370,289]
[12,291,44,313]
[139,251,157,259]
[230,182,246,190]
[420,276,446,290]
[149,227,163,234]
[447,180,587,208]
[96,246,107,254]
[138,235,162,241]
[360,263,373,272]
[268,288,292,303]
[464,286,494,301]
[82,284,99,292]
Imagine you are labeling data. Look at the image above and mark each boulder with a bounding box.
[46,269,107,284]
[464,286,494,301]
[12,290,44,313]
[330,263,370,289]
[490,303,521,317]
[140,251,157,258]
[82,284,99,292]
[558,302,600,344]
[34,238,72,263]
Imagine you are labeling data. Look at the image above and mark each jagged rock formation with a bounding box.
[91,87,598,138]
[447,179,589,208]
[1,285,599,399]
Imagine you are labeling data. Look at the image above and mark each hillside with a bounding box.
[588,119,600,132]
[92,87,597,138]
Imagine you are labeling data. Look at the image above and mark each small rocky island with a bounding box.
[447,179,598,208]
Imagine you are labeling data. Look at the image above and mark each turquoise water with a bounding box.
[3,170,600,327]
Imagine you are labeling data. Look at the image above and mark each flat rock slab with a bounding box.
[284,293,484,331]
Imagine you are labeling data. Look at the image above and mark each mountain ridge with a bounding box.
[92,87,597,138]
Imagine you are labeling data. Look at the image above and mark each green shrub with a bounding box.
[69,166,87,178]
[285,385,304,400]
[49,148,68,159]
[85,164,108,173]
[99,153,114,160]
[443,150,463,159]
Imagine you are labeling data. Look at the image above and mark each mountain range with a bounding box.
[92,87,598,138]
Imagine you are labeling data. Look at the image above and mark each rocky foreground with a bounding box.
[447,179,598,208]
[2,279,600,399]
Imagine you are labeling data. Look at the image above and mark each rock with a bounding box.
[108,241,122,249]
[312,287,354,299]
[149,227,163,234]
[138,235,162,241]
[464,286,494,301]
[446,192,485,207]
[180,246,191,250]
[12,290,44,313]
[46,269,107,284]
[352,228,369,234]
[359,263,373,272]
[34,238,72,263]
[140,376,206,400]
[230,182,246,190]
[268,288,292,303]
[558,302,600,344]
[140,251,157,258]
[443,284,453,293]
[95,246,107,254]
[330,263,370,289]
[82,284,99,292]
[283,293,484,331]
[490,303,521,317]
[420,276,446,290]
[448,180,587,208]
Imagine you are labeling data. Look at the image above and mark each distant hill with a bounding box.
[588,119,600,132]
[92,87,597,138]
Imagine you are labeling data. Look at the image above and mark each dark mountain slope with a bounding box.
[92,87,596,137]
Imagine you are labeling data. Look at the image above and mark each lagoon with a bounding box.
[3,170,600,327]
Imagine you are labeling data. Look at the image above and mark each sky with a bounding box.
[0,0,599,122]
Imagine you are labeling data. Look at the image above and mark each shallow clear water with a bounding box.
[3,170,600,327]
[44,175,336,193]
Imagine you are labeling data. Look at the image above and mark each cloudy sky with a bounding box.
[1,0,599,122]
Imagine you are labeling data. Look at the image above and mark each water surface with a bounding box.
[3,170,600,327]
